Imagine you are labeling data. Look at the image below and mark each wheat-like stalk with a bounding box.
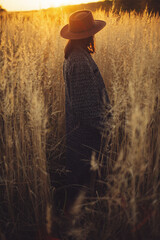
[0,8,160,240]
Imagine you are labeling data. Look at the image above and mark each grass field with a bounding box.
[0,6,160,240]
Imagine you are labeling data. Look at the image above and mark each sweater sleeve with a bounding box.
[66,57,104,130]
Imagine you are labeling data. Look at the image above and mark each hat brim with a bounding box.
[60,20,106,40]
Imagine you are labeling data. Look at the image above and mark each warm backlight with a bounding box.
[2,0,103,12]
[50,0,103,8]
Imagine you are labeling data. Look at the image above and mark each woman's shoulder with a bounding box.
[63,47,94,77]
[67,47,91,66]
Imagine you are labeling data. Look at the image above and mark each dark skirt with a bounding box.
[65,124,102,205]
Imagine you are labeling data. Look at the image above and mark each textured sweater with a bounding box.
[63,47,110,134]
[63,46,111,187]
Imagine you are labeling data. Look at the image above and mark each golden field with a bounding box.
[0,7,160,240]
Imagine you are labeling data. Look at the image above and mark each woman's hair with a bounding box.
[64,36,95,59]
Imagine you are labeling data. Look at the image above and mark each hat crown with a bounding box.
[69,10,95,33]
[70,10,90,21]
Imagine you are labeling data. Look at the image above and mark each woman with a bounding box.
[60,10,111,211]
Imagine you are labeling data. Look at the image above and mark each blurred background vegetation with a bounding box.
[113,0,160,13]
[1,0,160,14]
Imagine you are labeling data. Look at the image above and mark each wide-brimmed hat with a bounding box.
[60,10,106,40]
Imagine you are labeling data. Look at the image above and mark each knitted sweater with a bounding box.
[63,47,110,132]
[63,46,110,186]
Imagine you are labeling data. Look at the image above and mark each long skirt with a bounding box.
[65,124,102,208]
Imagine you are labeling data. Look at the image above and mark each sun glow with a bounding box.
[49,0,103,8]
[2,0,103,12]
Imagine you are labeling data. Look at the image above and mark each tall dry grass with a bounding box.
[0,7,160,240]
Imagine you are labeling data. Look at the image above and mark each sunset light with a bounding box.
[49,0,103,8]
[2,0,104,12]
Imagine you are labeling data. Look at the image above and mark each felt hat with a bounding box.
[60,10,106,39]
